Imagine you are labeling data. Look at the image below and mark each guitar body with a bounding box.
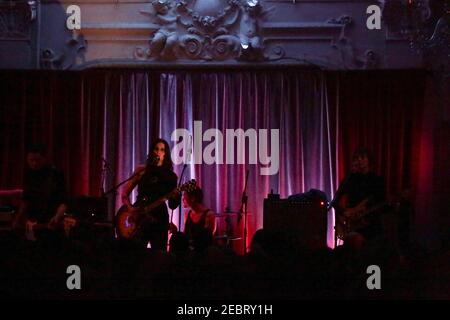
[115,179,197,240]
[335,198,370,240]
[335,198,388,240]
[115,205,148,239]
[335,213,369,240]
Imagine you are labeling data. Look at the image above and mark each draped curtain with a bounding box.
[0,69,430,250]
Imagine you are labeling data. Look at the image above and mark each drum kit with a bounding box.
[214,208,244,248]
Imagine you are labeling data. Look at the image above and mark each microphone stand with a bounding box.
[176,136,192,231]
[103,156,158,198]
[100,164,106,196]
[239,170,249,255]
[166,164,186,251]
[100,157,114,196]
[99,158,116,223]
[103,170,138,197]
[175,163,188,230]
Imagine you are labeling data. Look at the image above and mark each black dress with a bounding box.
[184,209,213,250]
[135,165,179,250]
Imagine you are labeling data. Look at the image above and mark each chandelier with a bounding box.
[381,0,449,72]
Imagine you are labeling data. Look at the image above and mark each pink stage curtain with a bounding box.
[0,70,431,250]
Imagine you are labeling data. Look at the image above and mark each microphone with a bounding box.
[149,155,160,164]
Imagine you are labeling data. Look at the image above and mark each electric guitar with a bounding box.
[115,179,197,239]
[334,197,391,240]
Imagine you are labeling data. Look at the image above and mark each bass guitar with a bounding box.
[24,214,77,241]
[335,197,391,240]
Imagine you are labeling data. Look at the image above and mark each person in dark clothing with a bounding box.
[170,186,216,251]
[121,138,180,251]
[182,187,216,251]
[13,144,67,240]
[333,148,386,243]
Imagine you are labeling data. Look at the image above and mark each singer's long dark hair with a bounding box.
[146,138,173,171]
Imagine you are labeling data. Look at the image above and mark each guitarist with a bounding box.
[121,138,180,251]
[332,148,386,242]
[12,144,68,241]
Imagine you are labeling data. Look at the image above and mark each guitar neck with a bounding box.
[361,201,388,217]
[143,189,176,214]
[139,180,196,215]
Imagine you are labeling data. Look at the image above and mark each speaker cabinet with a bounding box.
[66,196,108,222]
[263,198,328,249]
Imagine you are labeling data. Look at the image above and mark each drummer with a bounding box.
[170,186,216,251]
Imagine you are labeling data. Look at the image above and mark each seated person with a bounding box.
[171,187,216,251]
[13,144,67,240]
[333,147,386,242]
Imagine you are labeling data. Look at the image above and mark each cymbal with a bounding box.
[214,235,242,241]
[214,235,228,240]
[215,212,241,217]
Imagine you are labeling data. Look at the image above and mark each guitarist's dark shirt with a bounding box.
[339,172,385,208]
[336,171,385,239]
[137,165,179,231]
[22,165,67,223]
